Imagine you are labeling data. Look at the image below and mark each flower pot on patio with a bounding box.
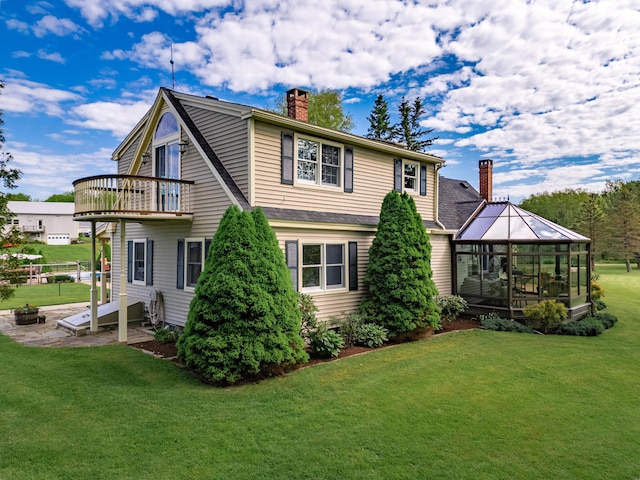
[14,305,39,325]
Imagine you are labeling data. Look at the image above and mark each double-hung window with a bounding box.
[132,239,146,284]
[297,137,341,187]
[302,243,345,291]
[185,238,204,289]
[404,161,418,192]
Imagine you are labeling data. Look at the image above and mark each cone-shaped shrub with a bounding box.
[361,191,440,336]
[177,206,307,384]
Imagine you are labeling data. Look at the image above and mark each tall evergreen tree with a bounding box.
[361,191,440,337]
[177,206,307,384]
[395,96,437,151]
[602,180,640,272]
[366,94,394,141]
[574,193,604,270]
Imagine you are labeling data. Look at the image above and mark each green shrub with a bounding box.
[555,317,604,336]
[592,299,607,311]
[434,295,468,327]
[480,315,533,333]
[591,281,604,300]
[338,313,364,347]
[522,299,567,333]
[593,312,618,329]
[177,206,308,385]
[154,327,179,344]
[355,323,388,347]
[299,293,319,336]
[49,274,74,283]
[309,323,344,358]
[361,191,440,337]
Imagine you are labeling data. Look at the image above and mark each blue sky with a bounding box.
[1,0,639,202]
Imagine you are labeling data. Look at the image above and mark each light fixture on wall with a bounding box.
[179,139,189,156]
[141,150,151,166]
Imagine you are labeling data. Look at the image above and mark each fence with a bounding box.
[1,262,111,309]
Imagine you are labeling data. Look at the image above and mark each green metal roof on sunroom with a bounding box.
[455,202,590,242]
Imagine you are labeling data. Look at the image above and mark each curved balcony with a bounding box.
[73,175,194,222]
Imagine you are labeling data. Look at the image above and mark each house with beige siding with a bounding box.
[72,87,459,340]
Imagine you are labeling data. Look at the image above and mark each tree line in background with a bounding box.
[519,181,640,272]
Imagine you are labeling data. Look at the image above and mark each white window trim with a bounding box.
[184,237,205,292]
[403,160,419,193]
[132,238,146,286]
[296,134,343,188]
[301,243,346,293]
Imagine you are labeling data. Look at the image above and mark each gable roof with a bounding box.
[438,176,485,230]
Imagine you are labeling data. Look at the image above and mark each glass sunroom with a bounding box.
[453,202,591,320]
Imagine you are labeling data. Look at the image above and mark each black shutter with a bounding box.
[344,147,354,193]
[146,239,153,286]
[285,240,298,291]
[281,132,294,185]
[348,241,358,291]
[420,164,427,196]
[176,239,184,290]
[394,158,402,192]
[126,240,133,283]
[204,238,212,260]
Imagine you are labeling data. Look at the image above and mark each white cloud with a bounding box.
[2,78,82,116]
[64,0,231,27]
[37,50,65,64]
[8,147,115,200]
[6,19,30,33]
[68,97,154,137]
[32,15,86,37]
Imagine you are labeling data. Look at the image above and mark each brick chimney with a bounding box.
[479,159,493,202]
[286,88,309,122]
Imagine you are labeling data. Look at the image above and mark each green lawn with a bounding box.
[1,265,638,479]
[0,282,93,310]
[8,241,94,263]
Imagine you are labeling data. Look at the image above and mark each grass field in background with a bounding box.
[0,282,94,310]
[0,264,638,479]
[8,241,94,264]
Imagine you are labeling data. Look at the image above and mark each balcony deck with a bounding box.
[73,175,194,222]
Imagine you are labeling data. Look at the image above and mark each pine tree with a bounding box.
[575,193,604,270]
[361,191,440,336]
[177,206,307,385]
[366,94,394,141]
[395,96,437,151]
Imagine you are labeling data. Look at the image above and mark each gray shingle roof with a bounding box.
[259,206,441,230]
[438,177,484,230]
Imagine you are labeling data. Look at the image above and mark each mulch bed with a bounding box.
[129,318,480,363]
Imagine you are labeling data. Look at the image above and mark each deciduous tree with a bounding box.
[275,89,354,132]
[0,82,23,301]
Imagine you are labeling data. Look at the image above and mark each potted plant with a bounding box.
[14,303,39,325]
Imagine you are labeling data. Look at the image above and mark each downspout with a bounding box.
[434,163,446,230]
[118,220,128,343]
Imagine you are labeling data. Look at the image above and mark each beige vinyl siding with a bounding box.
[117,134,141,175]
[274,226,374,323]
[429,233,452,295]
[253,121,436,221]
[111,149,236,327]
[183,103,250,199]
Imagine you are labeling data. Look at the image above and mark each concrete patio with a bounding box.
[0,302,153,347]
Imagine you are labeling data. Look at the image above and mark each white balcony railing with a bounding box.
[73,175,194,221]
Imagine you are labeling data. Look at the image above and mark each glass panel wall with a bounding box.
[454,242,590,310]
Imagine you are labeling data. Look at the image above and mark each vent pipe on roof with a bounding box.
[286,88,309,122]
[479,159,493,202]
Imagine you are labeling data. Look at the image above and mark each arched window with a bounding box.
[155,112,178,139]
